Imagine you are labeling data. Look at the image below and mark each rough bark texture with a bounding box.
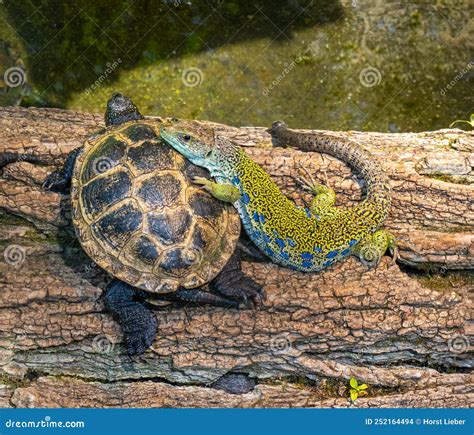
[0,107,472,408]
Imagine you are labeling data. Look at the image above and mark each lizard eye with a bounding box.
[183,134,191,141]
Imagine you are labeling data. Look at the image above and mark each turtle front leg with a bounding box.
[210,251,265,306]
[151,288,239,308]
[43,147,83,192]
[192,176,241,203]
[102,279,158,356]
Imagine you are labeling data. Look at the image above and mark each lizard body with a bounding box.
[160,121,397,272]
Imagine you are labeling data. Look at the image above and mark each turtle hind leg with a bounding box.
[102,279,157,357]
[210,251,265,306]
[42,147,83,192]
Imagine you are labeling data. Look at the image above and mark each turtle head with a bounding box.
[105,93,144,127]
[160,123,240,178]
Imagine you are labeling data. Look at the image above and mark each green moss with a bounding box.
[427,172,471,185]
[23,229,62,245]
[420,224,473,233]
[0,373,28,389]
[0,210,68,246]
[261,375,400,399]
[416,271,473,292]
[1,2,472,132]
[0,209,26,226]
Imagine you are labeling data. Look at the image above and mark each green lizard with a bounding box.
[160,121,397,272]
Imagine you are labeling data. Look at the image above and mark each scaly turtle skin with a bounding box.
[43,93,263,355]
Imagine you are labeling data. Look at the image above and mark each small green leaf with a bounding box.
[349,377,358,389]
[358,384,368,390]
[449,120,463,128]
[350,389,358,401]
[449,119,473,128]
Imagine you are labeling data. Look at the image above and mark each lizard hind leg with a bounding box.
[353,229,398,269]
[296,164,336,218]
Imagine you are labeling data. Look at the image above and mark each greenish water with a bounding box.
[0,0,472,132]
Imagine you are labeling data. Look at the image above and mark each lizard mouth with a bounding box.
[160,127,188,154]
[160,127,204,167]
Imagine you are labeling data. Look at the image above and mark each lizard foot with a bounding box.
[354,230,398,270]
[191,176,241,203]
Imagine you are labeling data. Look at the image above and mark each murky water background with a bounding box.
[0,0,472,132]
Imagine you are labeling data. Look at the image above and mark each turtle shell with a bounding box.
[71,120,240,294]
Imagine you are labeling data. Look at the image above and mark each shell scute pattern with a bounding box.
[147,208,192,245]
[135,172,185,211]
[127,140,177,174]
[91,200,143,252]
[72,121,240,293]
[81,135,128,184]
[81,170,132,219]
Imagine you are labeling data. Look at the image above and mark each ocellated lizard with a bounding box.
[160,121,397,272]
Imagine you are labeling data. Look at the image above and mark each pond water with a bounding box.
[0,0,472,132]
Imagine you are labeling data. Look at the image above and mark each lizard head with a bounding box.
[160,122,240,178]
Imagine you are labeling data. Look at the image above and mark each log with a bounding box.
[0,107,472,408]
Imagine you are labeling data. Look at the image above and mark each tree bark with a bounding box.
[0,107,472,408]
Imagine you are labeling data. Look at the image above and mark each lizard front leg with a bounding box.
[192,176,241,203]
[352,229,398,268]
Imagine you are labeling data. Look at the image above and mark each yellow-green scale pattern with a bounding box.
[231,128,391,272]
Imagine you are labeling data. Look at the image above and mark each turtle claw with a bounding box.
[103,280,158,357]
[211,271,265,307]
[125,318,157,357]
[43,170,69,192]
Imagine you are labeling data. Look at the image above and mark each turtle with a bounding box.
[43,93,264,355]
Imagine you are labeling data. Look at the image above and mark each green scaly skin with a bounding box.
[160,121,397,272]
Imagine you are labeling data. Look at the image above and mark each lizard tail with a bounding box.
[267,121,391,225]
